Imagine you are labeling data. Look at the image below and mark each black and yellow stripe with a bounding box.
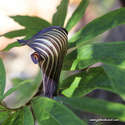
[18,26,68,98]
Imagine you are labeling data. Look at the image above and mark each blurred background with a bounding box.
[0,0,125,124]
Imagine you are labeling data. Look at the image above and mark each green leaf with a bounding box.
[0,79,33,101]
[62,43,77,70]
[65,0,89,31]
[0,104,7,111]
[11,15,52,28]
[60,67,113,97]
[2,106,34,125]
[68,41,125,70]
[11,78,24,86]
[2,42,21,51]
[1,15,52,51]
[0,58,6,99]
[52,0,69,27]
[0,111,11,121]
[1,29,27,38]
[11,71,42,108]
[0,104,12,122]
[2,110,19,125]
[31,97,86,125]
[1,28,40,51]
[56,97,125,122]
[1,28,43,51]
[13,106,34,125]
[68,8,125,47]
[103,65,125,101]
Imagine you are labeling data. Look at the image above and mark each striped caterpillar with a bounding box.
[18,26,68,98]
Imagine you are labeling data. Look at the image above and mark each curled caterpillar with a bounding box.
[18,26,68,98]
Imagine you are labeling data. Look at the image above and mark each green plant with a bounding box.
[0,0,125,124]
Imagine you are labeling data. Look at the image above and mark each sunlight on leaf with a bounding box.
[68,8,125,48]
[63,41,125,70]
[60,67,114,97]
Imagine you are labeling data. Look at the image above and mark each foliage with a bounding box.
[0,0,125,124]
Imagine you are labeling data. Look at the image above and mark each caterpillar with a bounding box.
[18,26,68,98]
